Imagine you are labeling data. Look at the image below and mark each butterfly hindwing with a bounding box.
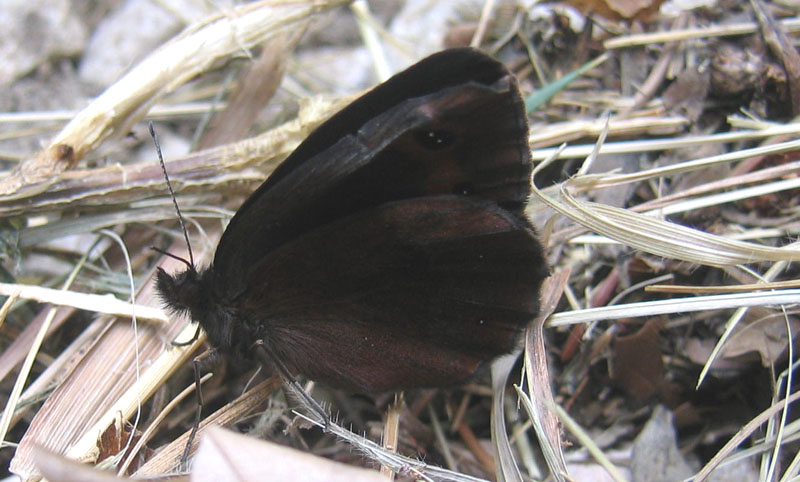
[237,196,547,392]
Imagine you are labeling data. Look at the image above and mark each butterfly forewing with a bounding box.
[212,49,532,294]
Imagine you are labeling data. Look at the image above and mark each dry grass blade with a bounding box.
[529,116,689,150]
[529,122,800,160]
[0,307,84,396]
[565,137,800,188]
[554,405,627,482]
[490,353,522,482]
[521,269,571,482]
[293,410,491,482]
[531,142,800,266]
[134,377,281,476]
[280,374,491,482]
[195,33,297,149]
[547,290,800,327]
[696,255,799,388]
[380,394,401,480]
[0,282,167,323]
[632,160,800,213]
[0,290,19,332]
[559,196,798,266]
[603,16,800,48]
[351,0,391,81]
[0,99,342,218]
[63,321,203,463]
[116,373,212,475]
[695,390,800,482]
[1,253,94,460]
[8,251,207,480]
[647,279,800,293]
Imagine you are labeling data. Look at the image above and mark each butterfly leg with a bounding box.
[251,340,330,430]
[181,348,216,466]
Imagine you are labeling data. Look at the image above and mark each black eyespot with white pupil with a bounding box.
[453,182,475,195]
[414,129,455,150]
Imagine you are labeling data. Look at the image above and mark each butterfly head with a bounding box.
[156,265,240,354]
[156,266,204,316]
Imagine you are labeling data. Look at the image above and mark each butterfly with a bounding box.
[156,47,548,394]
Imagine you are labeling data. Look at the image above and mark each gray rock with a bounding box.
[631,406,694,482]
[0,0,87,85]
[78,0,183,88]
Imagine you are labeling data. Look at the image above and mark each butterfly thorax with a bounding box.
[156,266,254,356]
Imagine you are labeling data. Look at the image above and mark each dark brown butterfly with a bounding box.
[156,48,547,394]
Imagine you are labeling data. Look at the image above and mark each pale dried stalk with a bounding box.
[116,373,211,475]
[695,390,800,482]
[380,395,401,480]
[546,290,800,328]
[521,269,571,482]
[0,0,348,197]
[633,160,800,213]
[556,194,799,265]
[351,0,391,82]
[134,377,282,475]
[553,405,627,482]
[491,352,522,482]
[0,290,19,332]
[1,256,89,466]
[0,282,167,323]
[530,121,800,161]
[0,102,224,124]
[8,248,210,479]
[564,137,800,191]
[604,16,800,49]
[0,95,345,219]
[650,279,800,293]
[528,116,688,149]
[64,322,203,464]
[530,137,800,267]
[292,410,491,482]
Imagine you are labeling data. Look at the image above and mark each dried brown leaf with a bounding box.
[191,427,386,482]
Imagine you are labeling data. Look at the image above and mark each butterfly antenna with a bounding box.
[150,246,193,270]
[150,122,195,268]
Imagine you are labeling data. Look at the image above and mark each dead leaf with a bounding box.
[609,321,664,403]
[663,67,711,123]
[684,337,751,372]
[565,0,665,21]
[33,445,155,482]
[190,427,387,482]
[721,314,800,366]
